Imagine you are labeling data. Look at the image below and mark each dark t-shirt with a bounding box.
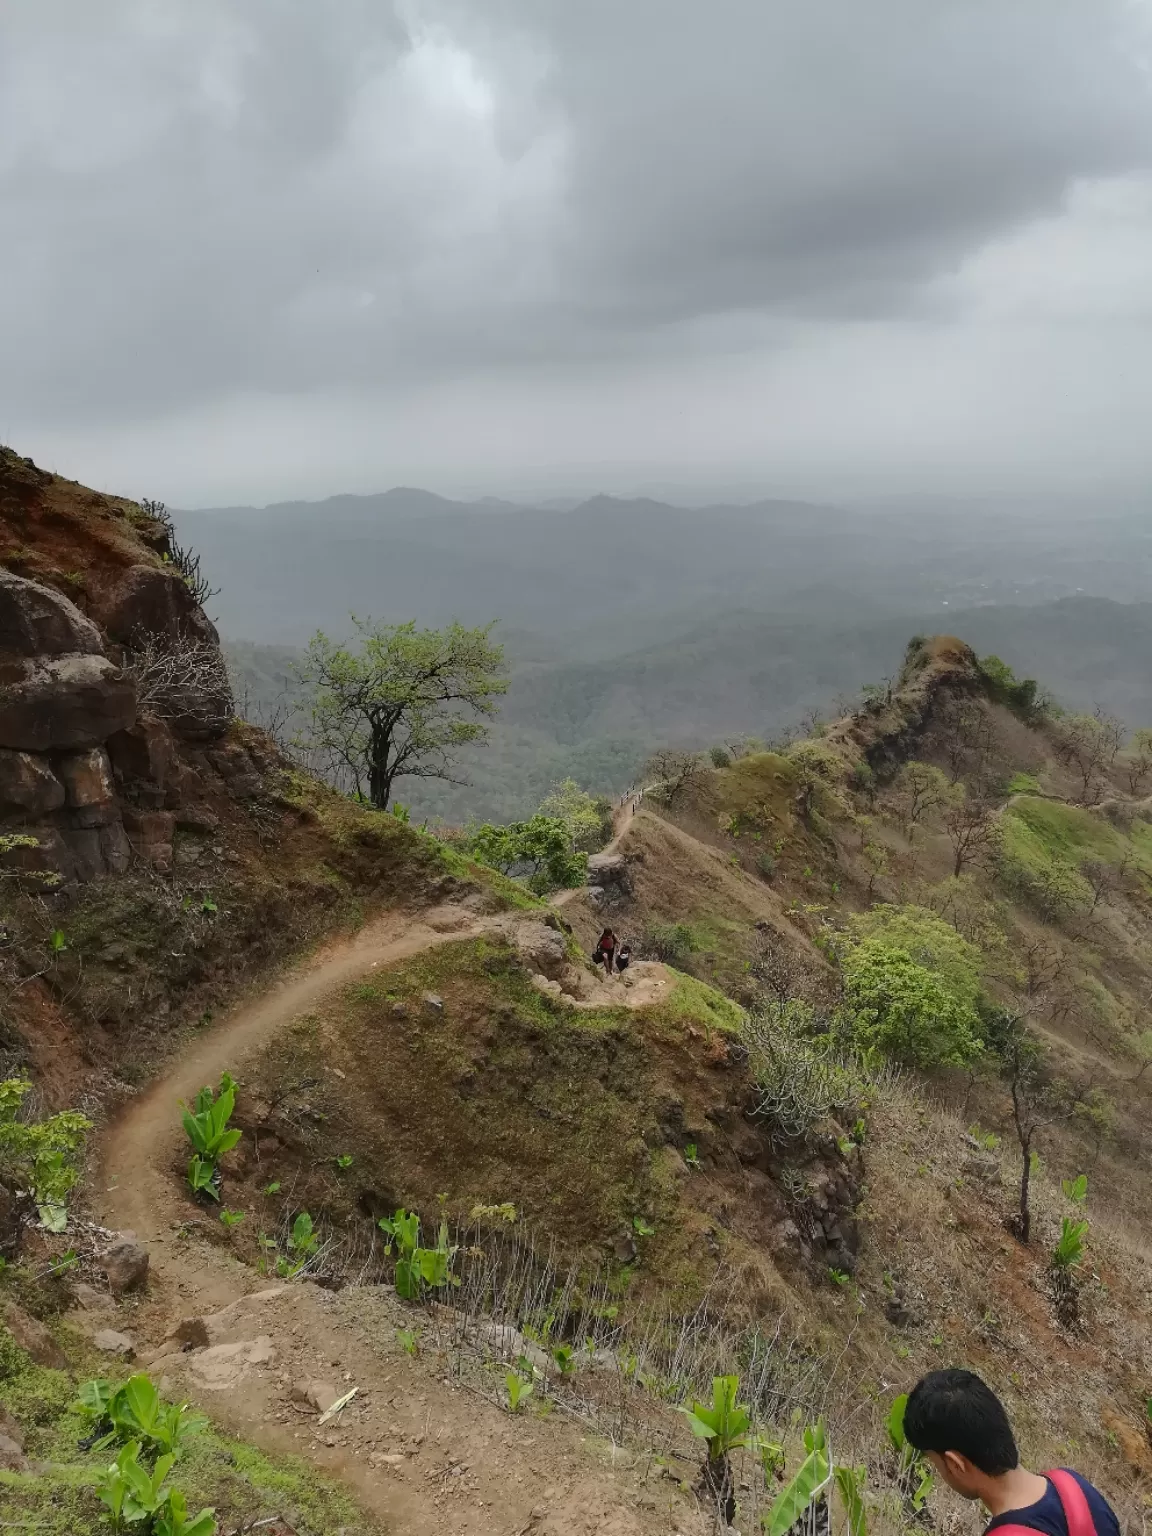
[984,1472,1119,1536]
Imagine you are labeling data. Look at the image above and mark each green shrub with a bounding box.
[467,815,587,893]
[642,922,698,967]
[743,1001,864,1140]
[839,938,984,1068]
[0,1078,91,1235]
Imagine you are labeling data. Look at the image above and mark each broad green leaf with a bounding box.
[835,1464,867,1536]
[885,1394,908,1453]
[763,1446,830,1536]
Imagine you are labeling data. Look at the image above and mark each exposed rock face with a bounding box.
[0,749,65,813]
[586,852,632,899]
[0,654,136,752]
[2,1298,69,1369]
[95,563,217,648]
[0,568,103,657]
[0,458,245,884]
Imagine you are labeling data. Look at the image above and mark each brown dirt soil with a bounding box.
[94,903,707,1536]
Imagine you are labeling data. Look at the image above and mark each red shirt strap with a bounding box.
[1045,1470,1097,1536]
[986,1474,1097,1536]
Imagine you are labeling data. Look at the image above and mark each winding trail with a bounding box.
[99,905,495,1246]
[89,825,683,1534]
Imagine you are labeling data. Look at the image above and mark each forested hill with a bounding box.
[180,490,1152,647]
[228,594,1152,824]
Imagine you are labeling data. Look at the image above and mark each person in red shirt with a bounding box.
[904,1370,1118,1536]
[594,928,617,978]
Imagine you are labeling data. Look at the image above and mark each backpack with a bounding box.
[993,1471,1098,1536]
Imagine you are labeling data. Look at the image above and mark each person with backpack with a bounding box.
[615,941,632,974]
[593,928,617,978]
[904,1370,1119,1536]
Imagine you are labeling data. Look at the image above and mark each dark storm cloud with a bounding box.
[1,0,1150,426]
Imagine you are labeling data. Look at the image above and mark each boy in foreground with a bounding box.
[904,1369,1119,1536]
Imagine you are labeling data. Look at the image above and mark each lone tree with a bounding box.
[298,619,507,810]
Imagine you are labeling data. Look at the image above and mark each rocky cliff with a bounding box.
[0,447,244,882]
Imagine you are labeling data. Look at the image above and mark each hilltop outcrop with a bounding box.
[0,448,247,882]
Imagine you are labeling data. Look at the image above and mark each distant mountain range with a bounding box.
[180,488,1152,649]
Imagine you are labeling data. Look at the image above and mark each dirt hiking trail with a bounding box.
[93,896,698,1536]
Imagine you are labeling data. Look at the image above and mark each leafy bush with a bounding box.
[838,937,984,1069]
[886,1393,934,1513]
[180,1074,241,1202]
[764,1421,832,1536]
[641,921,698,967]
[0,1078,91,1237]
[977,654,1045,720]
[537,778,613,852]
[1062,1174,1088,1205]
[78,1373,207,1461]
[467,814,587,893]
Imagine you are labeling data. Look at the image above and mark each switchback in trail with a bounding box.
[92,896,693,1536]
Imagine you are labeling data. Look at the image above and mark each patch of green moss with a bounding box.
[0,1324,75,1426]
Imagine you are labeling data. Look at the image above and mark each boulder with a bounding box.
[92,1328,136,1357]
[515,921,568,980]
[95,564,217,648]
[0,748,65,814]
[123,809,175,871]
[107,715,176,794]
[961,1154,1001,1185]
[2,1299,68,1369]
[422,992,444,1013]
[101,1235,149,1294]
[59,746,115,808]
[0,570,103,658]
[0,655,135,751]
[291,1378,340,1413]
[586,852,631,892]
[71,1282,116,1314]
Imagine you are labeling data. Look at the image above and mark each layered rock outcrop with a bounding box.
[0,454,240,884]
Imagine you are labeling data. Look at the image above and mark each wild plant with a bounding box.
[396,1328,419,1357]
[79,1373,207,1460]
[219,1208,245,1228]
[94,1440,215,1536]
[1061,1174,1088,1204]
[186,1155,219,1201]
[1051,1217,1088,1269]
[276,1211,320,1278]
[885,1393,933,1512]
[378,1207,458,1300]
[506,1370,534,1412]
[552,1343,576,1376]
[1049,1217,1089,1326]
[763,1423,833,1536]
[833,1463,868,1536]
[180,1076,241,1163]
[680,1374,758,1524]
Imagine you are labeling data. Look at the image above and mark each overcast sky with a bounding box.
[3,0,1152,507]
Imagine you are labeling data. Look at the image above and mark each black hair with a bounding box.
[903,1370,1018,1476]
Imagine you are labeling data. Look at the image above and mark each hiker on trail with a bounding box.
[594,928,617,977]
[616,942,632,974]
[904,1370,1119,1536]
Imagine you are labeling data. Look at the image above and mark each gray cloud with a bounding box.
[1,0,1151,494]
